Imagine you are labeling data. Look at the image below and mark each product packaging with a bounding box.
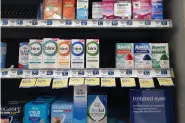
[114,0,132,19]
[152,43,169,68]
[43,38,58,68]
[57,39,71,68]
[92,2,103,19]
[73,85,87,123]
[51,100,73,123]
[116,43,134,68]
[76,0,89,19]
[86,39,99,68]
[44,0,62,19]
[19,42,29,68]
[37,0,44,19]
[0,42,7,68]
[71,39,85,68]
[63,0,75,19]
[134,43,152,68]
[88,95,107,123]
[152,0,163,19]
[29,39,43,69]
[132,0,152,19]
[103,0,114,19]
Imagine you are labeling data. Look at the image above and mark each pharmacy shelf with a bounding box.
[0,68,174,79]
[1,19,173,28]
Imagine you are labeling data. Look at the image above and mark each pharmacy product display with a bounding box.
[0,42,7,68]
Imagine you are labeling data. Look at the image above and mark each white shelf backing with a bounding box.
[1,19,173,28]
[0,68,174,79]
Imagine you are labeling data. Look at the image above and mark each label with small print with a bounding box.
[8,70,17,78]
[101,78,116,87]
[52,78,68,89]
[85,78,100,86]
[157,78,174,86]
[137,70,152,78]
[120,78,136,87]
[120,69,134,77]
[139,78,155,88]
[19,79,36,88]
[69,78,84,86]
[23,70,32,78]
[86,69,100,77]
[72,70,85,77]
[35,78,52,87]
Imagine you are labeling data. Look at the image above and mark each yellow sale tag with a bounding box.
[120,78,136,87]
[139,79,155,88]
[69,78,84,86]
[35,78,52,87]
[101,78,116,87]
[52,79,68,89]
[157,78,174,86]
[85,78,100,86]
[19,79,36,88]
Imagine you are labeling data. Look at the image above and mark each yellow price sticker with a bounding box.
[139,79,155,88]
[157,78,174,86]
[101,78,116,87]
[19,79,36,88]
[69,78,84,86]
[85,78,100,86]
[52,79,68,89]
[35,78,52,87]
[120,78,136,87]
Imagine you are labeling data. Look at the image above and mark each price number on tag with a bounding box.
[101,78,116,87]
[17,70,23,77]
[85,78,100,86]
[46,20,52,25]
[32,20,38,25]
[19,79,36,88]
[32,70,39,77]
[145,20,151,26]
[157,78,174,86]
[120,78,136,87]
[47,70,54,77]
[69,78,84,86]
[65,20,72,25]
[35,78,52,87]
[112,21,118,26]
[16,20,23,25]
[161,69,168,75]
[126,20,132,25]
[126,70,132,76]
[81,20,87,26]
[161,20,167,26]
[98,20,103,26]
[52,79,68,89]
[2,19,8,25]
[139,79,154,88]
[1,71,8,77]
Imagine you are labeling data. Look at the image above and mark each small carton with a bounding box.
[57,39,71,68]
[152,43,169,68]
[44,0,62,19]
[86,39,99,68]
[116,43,134,68]
[132,0,152,19]
[114,0,132,19]
[43,38,58,68]
[19,42,29,68]
[152,0,163,19]
[92,2,103,19]
[76,0,89,19]
[0,42,7,68]
[71,39,85,68]
[51,100,73,123]
[63,0,75,19]
[88,95,107,123]
[29,39,43,69]
[134,43,152,68]
[103,0,114,19]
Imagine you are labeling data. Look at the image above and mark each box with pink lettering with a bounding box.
[103,0,115,19]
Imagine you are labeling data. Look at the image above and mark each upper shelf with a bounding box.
[1,19,173,29]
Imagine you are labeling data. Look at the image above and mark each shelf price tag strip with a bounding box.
[69,78,84,86]
[157,78,174,86]
[101,78,116,87]
[139,78,155,88]
[19,79,37,88]
[35,78,52,87]
[85,78,100,86]
[120,78,136,87]
[52,78,68,89]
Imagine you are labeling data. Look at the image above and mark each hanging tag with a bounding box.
[157,78,174,86]
[69,78,84,86]
[139,78,155,88]
[101,78,116,87]
[120,78,136,87]
[19,79,36,88]
[85,78,100,86]
[35,78,52,87]
[52,78,68,89]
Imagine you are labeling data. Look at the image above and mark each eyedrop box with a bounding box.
[24,100,52,123]
[116,43,134,68]
[44,0,62,19]
[152,43,169,68]
[92,2,103,19]
[73,85,87,123]
[134,43,152,68]
[103,0,114,19]
[0,42,7,68]
[71,39,85,68]
[88,95,107,123]
[63,0,75,19]
[152,0,163,19]
[29,39,43,69]
[114,0,132,19]
[43,38,58,68]
[86,39,99,68]
[19,42,29,68]
[51,100,73,123]
[76,0,89,19]
[132,0,152,19]
[57,39,71,68]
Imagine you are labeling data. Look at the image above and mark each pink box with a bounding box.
[103,0,115,19]
[132,0,152,19]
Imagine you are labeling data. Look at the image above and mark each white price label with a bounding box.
[23,70,32,78]
[1,71,9,78]
[86,70,100,77]
[137,70,152,78]
[8,70,17,78]
[39,70,47,77]
[72,70,85,77]
[154,69,171,77]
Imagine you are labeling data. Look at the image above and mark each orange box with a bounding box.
[63,0,75,19]
[44,0,62,19]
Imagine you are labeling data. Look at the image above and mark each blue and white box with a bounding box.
[73,85,87,123]
[0,42,7,68]
[51,100,73,123]
[152,0,163,19]
[19,42,29,68]
[134,43,152,68]
[77,0,89,19]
